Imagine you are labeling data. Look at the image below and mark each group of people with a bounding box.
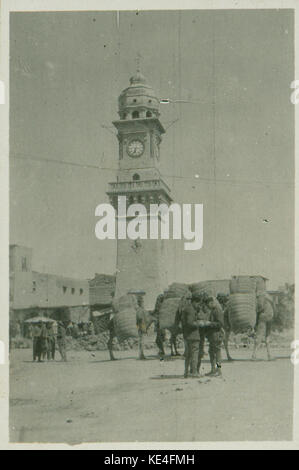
[179,288,275,377]
[32,320,68,363]
[180,292,226,378]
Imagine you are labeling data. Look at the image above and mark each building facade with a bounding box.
[10,245,89,323]
[106,70,172,309]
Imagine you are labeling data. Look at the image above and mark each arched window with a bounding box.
[132,111,139,119]
[133,173,140,181]
[122,113,127,120]
[146,111,152,118]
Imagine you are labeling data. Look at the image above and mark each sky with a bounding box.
[10,10,294,290]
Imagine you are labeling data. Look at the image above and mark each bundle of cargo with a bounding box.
[252,276,267,296]
[190,280,230,297]
[229,276,256,294]
[189,281,215,297]
[228,293,256,333]
[112,294,139,341]
[164,282,189,300]
[256,293,274,322]
[158,297,182,330]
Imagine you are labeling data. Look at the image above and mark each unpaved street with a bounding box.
[10,345,293,444]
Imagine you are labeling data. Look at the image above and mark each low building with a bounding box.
[10,245,89,325]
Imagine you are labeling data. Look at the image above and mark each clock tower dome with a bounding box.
[107,70,172,309]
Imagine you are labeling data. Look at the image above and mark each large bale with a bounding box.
[112,294,139,341]
[190,280,230,297]
[189,281,214,297]
[256,293,274,322]
[229,293,256,333]
[164,283,189,299]
[229,276,256,294]
[254,277,267,295]
[159,297,181,330]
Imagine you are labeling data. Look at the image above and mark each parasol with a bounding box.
[25,316,55,324]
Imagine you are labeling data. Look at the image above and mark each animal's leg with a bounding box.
[170,333,177,356]
[224,329,233,361]
[266,332,274,361]
[266,321,274,361]
[155,329,165,360]
[138,330,146,360]
[251,321,265,361]
[266,337,272,361]
[108,325,116,361]
[173,332,180,356]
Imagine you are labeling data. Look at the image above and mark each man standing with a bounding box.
[32,322,42,362]
[46,322,56,361]
[57,321,68,362]
[39,322,49,362]
[204,297,225,377]
[181,293,202,378]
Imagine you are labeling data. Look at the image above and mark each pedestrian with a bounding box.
[204,297,225,377]
[32,322,42,362]
[57,321,68,362]
[46,322,56,361]
[88,321,95,336]
[181,293,202,378]
[39,322,49,362]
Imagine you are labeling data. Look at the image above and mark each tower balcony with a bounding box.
[107,179,172,206]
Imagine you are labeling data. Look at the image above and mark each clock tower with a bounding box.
[107,69,172,309]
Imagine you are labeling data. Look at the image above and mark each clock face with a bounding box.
[127,139,144,158]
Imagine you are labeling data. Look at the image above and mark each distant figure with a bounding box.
[32,323,42,362]
[39,323,49,362]
[72,322,80,339]
[88,321,95,336]
[57,321,68,362]
[46,322,56,361]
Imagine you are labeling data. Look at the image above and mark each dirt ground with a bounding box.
[10,342,294,444]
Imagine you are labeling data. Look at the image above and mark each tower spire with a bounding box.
[135,52,142,73]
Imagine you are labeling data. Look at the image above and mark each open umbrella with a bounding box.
[25,316,55,324]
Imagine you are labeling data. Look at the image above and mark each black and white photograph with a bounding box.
[0,2,297,448]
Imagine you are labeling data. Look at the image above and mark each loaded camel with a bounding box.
[154,291,234,361]
[107,294,157,361]
[105,292,182,361]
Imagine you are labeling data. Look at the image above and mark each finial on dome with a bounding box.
[136,52,141,73]
[129,53,146,85]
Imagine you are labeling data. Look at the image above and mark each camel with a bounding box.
[251,294,275,361]
[154,292,234,362]
[107,308,157,361]
[154,293,187,360]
